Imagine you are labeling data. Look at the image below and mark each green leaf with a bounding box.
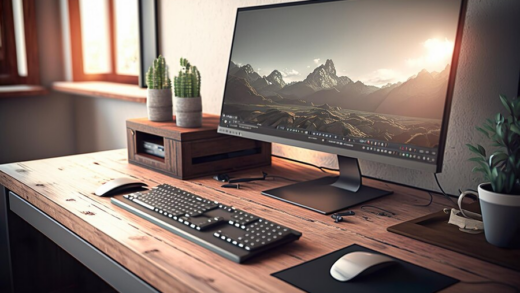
[492,166,499,180]
[470,159,487,170]
[514,98,520,117]
[496,113,504,124]
[467,144,481,156]
[469,157,484,162]
[484,123,495,133]
[507,173,516,194]
[496,172,505,193]
[508,131,515,146]
[491,182,497,191]
[477,144,486,157]
[511,124,520,136]
[496,123,509,147]
[489,152,508,167]
[472,166,486,174]
[476,126,489,138]
[500,94,513,115]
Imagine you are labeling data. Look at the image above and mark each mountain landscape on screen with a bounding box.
[222,59,450,148]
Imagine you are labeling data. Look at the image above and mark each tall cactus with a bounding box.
[174,58,201,97]
[146,55,171,89]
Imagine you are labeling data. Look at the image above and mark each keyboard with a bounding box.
[111,184,302,263]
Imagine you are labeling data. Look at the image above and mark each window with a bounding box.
[68,0,139,84]
[0,0,39,85]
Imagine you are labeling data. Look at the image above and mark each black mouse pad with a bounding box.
[272,244,458,293]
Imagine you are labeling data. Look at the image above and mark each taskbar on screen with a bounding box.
[220,114,438,165]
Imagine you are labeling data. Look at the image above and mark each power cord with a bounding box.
[216,171,301,188]
[267,175,300,182]
[272,154,338,173]
[360,205,396,217]
[411,191,433,207]
[434,173,457,207]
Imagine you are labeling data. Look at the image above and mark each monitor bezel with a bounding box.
[218,0,468,174]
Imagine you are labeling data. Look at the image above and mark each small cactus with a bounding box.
[174,58,201,97]
[146,55,171,89]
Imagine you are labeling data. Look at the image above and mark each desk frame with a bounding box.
[0,186,157,293]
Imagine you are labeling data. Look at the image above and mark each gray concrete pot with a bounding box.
[478,183,520,248]
[174,96,202,128]
[147,89,173,121]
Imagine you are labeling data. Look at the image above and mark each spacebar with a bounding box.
[132,199,155,210]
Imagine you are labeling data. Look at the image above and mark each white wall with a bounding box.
[0,0,75,164]
[159,0,520,195]
[73,97,146,154]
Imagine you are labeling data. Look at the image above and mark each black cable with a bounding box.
[267,175,301,183]
[412,191,433,207]
[461,281,519,293]
[272,154,336,173]
[360,205,396,217]
[434,173,457,207]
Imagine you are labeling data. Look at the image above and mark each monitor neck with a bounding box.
[331,155,362,193]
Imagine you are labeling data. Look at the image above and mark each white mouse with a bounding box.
[330,251,395,282]
[95,177,147,196]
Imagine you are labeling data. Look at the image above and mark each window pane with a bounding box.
[12,0,27,76]
[114,0,139,75]
[79,0,111,74]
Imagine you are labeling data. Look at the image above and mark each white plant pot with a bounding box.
[147,89,173,122]
[174,97,202,128]
[478,183,520,248]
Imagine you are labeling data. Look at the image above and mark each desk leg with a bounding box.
[0,186,13,293]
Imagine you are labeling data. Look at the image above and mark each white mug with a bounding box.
[458,190,479,219]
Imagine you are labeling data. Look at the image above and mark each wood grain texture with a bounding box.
[0,149,519,293]
[127,115,223,141]
[127,115,271,179]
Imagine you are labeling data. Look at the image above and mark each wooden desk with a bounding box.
[0,149,518,292]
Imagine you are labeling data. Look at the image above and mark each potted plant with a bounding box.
[173,58,202,128]
[467,94,520,247]
[146,55,172,121]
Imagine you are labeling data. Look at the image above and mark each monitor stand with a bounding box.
[262,155,393,214]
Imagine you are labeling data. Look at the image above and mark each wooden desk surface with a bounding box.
[0,149,518,293]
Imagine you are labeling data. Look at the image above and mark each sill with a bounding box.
[0,85,48,98]
[52,81,147,103]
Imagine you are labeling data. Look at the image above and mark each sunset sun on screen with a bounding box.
[424,38,454,64]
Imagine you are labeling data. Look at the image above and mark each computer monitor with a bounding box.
[218,0,467,214]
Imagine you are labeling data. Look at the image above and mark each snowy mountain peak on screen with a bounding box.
[304,59,352,89]
[234,64,262,82]
[266,70,286,88]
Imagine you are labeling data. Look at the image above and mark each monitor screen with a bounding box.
[219,0,465,173]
